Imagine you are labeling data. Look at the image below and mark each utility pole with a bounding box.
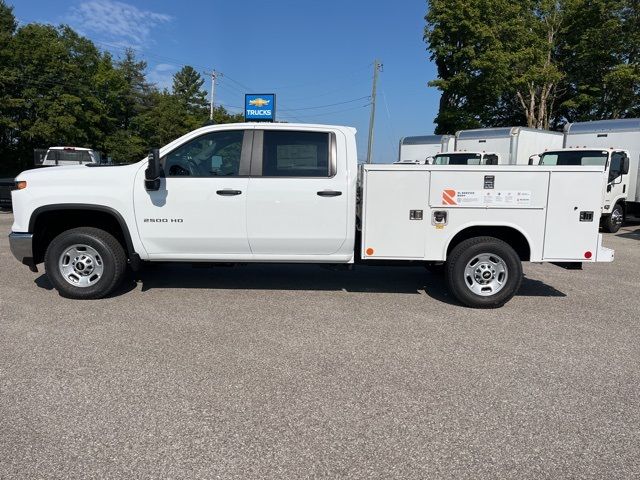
[208,70,218,121]
[366,60,382,164]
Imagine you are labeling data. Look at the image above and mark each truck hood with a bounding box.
[16,163,143,187]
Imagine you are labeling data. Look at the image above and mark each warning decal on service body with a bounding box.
[442,189,531,206]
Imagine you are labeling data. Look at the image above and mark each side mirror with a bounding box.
[145,148,161,191]
[621,154,630,175]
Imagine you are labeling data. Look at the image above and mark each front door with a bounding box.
[134,129,252,257]
[604,150,627,206]
[246,129,349,255]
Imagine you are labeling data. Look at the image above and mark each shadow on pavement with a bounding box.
[616,228,640,241]
[35,264,566,303]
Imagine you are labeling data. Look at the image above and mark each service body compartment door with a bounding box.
[362,170,429,259]
[543,170,604,260]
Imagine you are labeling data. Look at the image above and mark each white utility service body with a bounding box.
[396,135,455,164]
[456,127,564,165]
[9,123,613,308]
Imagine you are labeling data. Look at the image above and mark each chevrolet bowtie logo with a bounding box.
[249,98,270,107]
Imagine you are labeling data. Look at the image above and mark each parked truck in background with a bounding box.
[9,123,614,308]
[538,148,630,233]
[456,127,564,165]
[396,135,455,164]
[564,118,640,226]
[41,147,104,166]
[431,151,500,165]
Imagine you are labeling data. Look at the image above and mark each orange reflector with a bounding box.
[16,181,27,190]
[584,251,592,259]
[365,247,374,256]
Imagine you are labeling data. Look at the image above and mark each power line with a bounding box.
[279,96,371,112]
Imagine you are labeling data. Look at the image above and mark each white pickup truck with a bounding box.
[9,123,614,308]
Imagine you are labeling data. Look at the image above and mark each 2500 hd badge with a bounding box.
[143,218,184,223]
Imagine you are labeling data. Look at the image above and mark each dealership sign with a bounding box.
[245,94,276,122]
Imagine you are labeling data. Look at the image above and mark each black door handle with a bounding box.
[317,190,342,197]
[216,189,242,196]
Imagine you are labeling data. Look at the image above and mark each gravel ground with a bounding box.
[0,210,639,479]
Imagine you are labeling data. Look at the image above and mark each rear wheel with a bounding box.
[446,236,523,308]
[44,227,127,299]
[603,203,624,233]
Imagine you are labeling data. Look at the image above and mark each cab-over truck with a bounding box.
[9,123,614,308]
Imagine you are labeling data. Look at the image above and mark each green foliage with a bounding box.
[425,0,640,133]
[0,5,241,175]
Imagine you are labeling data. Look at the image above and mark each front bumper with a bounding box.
[8,232,37,272]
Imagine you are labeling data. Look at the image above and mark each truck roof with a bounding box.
[48,146,94,151]
[400,134,452,145]
[564,118,640,134]
[456,126,564,139]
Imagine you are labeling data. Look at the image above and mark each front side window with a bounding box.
[433,153,482,165]
[262,131,330,177]
[539,150,608,166]
[162,130,244,177]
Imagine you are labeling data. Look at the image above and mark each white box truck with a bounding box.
[9,123,613,308]
[537,147,630,232]
[455,127,564,165]
[396,135,455,164]
[564,118,640,224]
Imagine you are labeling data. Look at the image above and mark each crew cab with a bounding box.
[9,123,614,308]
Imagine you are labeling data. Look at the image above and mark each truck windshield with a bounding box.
[539,150,608,166]
[433,153,482,165]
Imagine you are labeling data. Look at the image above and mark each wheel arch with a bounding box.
[29,204,137,265]
[445,224,532,261]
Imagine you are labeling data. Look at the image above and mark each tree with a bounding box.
[425,0,640,132]
[558,0,640,122]
[425,0,564,132]
[0,7,248,173]
[172,66,208,117]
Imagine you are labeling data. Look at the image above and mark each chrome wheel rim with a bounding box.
[58,244,104,288]
[611,208,623,227]
[464,253,508,296]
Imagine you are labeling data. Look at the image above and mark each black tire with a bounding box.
[445,236,523,308]
[603,203,624,233]
[44,227,127,299]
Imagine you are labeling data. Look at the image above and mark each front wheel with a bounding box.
[44,227,127,299]
[603,203,624,233]
[446,237,523,308]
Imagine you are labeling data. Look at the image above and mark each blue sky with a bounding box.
[12,0,440,163]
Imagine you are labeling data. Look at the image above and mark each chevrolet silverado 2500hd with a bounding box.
[9,123,614,307]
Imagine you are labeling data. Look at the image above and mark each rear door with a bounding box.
[246,129,348,255]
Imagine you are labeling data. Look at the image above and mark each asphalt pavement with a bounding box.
[1,210,639,479]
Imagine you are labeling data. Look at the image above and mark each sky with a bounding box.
[12,0,441,163]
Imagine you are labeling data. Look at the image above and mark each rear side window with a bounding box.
[262,131,330,177]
